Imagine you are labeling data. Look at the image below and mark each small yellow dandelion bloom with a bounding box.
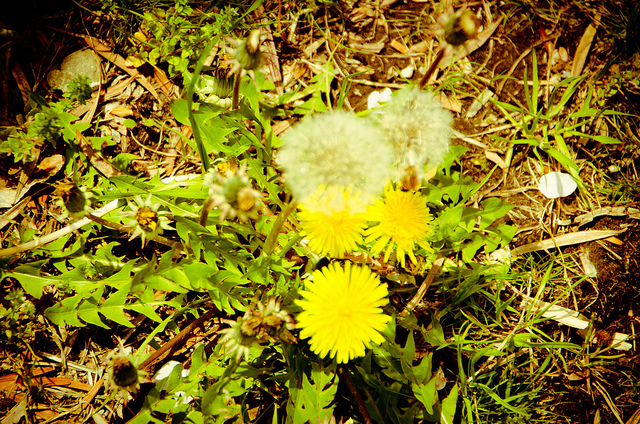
[296,262,391,363]
[298,187,368,257]
[365,186,433,267]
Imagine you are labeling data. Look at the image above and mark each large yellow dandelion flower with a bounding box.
[365,186,433,267]
[296,262,391,363]
[298,187,368,257]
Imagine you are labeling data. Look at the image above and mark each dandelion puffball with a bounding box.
[278,111,393,204]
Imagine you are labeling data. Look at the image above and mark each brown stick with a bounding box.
[400,255,445,317]
[418,48,445,90]
[139,308,218,370]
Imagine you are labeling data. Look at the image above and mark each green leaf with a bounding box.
[99,289,134,327]
[412,376,437,414]
[8,264,52,298]
[287,363,338,424]
[440,383,458,424]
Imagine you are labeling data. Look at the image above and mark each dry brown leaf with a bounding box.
[109,105,134,117]
[571,19,598,77]
[389,40,409,54]
[485,151,507,169]
[76,130,122,178]
[83,35,159,101]
[510,229,627,256]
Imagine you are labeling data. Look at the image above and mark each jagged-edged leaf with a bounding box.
[99,289,134,327]
[46,296,86,327]
[9,265,54,298]
[45,288,134,328]
[287,363,338,424]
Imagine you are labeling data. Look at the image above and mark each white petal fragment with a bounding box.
[538,172,578,198]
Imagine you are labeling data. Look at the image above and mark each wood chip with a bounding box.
[389,39,409,54]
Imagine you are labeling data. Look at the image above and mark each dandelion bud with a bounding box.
[135,207,158,232]
[444,10,478,47]
[54,181,91,219]
[211,52,234,98]
[121,194,173,246]
[206,164,263,223]
[110,356,140,390]
[234,29,263,72]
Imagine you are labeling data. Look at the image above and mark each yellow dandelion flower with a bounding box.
[365,186,433,267]
[296,262,391,363]
[298,187,368,257]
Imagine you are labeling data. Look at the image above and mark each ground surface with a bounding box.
[1,0,639,423]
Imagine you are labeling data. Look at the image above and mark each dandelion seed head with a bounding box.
[371,88,452,184]
[279,111,393,203]
[298,186,368,257]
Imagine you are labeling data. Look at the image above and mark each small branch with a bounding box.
[139,308,217,370]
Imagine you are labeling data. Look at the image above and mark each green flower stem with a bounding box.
[262,201,297,257]
[187,38,221,173]
[86,213,179,249]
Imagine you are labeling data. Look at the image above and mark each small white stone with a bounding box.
[400,64,414,79]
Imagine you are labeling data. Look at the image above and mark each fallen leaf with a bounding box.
[571,19,598,77]
[511,229,627,256]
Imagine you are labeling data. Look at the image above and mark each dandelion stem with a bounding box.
[419,47,445,90]
[400,254,445,317]
[339,366,373,424]
[86,213,178,249]
[232,72,241,110]
[262,201,297,257]
[187,37,220,173]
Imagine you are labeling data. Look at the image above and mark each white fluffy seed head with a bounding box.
[279,111,393,204]
[371,88,452,181]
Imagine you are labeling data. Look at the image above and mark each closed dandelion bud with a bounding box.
[207,164,264,222]
[235,29,263,72]
[121,194,173,246]
[211,53,234,98]
[135,207,158,232]
[236,186,260,211]
[444,10,478,47]
[223,177,249,205]
[54,181,91,219]
[111,357,139,390]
